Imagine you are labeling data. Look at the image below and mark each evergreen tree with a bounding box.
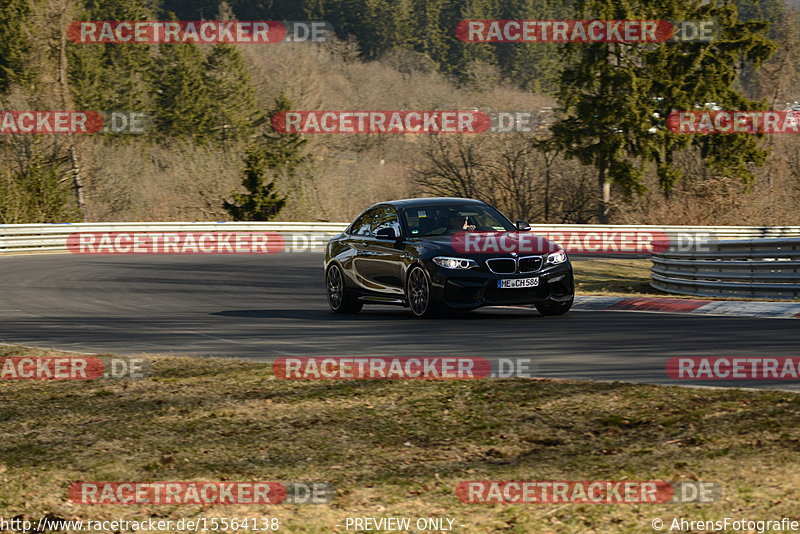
[205,43,261,143]
[493,0,571,94]
[227,0,310,20]
[0,0,31,92]
[161,0,223,19]
[551,0,775,223]
[155,40,214,139]
[735,0,800,101]
[162,0,797,96]
[224,95,308,221]
[68,0,155,112]
[408,0,449,68]
[442,0,496,79]
[223,146,288,221]
[0,140,80,223]
[644,2,775,192]
[338,0,405,59]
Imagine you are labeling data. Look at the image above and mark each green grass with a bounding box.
[1,347,799,532]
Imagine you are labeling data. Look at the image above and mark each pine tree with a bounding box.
[443,0,496,78]
[643,2,775,192]
[409,0,448,66]
[0,140,80,223]
[223,95,308,221]
[0,0,31,92]
[205,43,261,143]
[223,146,288,221]
[551,0,776,223]
[155,40,214,139]
[258,94,310,172]
[493,0,567,94]
[67,0,155,112]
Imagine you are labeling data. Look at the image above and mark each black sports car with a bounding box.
[324,197,574,318]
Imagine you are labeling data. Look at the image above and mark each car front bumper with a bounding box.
[428,262,574,308]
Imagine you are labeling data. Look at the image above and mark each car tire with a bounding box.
[406,266,437,318]
[534,297,573,316]
[326,264,363,314]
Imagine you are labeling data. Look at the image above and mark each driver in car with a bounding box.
[449,215,476,232]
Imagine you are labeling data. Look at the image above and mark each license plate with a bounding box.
[497,277,539,289]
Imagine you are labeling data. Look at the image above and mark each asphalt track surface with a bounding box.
[0,253,797,390]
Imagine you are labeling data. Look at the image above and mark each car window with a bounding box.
[403,204,515,236]
[372,206,401,237]
[350,208,380,236]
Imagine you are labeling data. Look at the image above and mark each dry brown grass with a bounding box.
[573,258,661,297]
[1,346,799,533]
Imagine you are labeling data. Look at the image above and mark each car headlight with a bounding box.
[433,257,478,270]
[545,250,567,265]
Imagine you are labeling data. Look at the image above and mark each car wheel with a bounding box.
[406,266,437,318]
[534,297,573,316]
[326,264,362,314]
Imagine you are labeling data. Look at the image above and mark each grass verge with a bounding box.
[572,258,659,297]
[1,346,799,533]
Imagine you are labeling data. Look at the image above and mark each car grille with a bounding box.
[485,256,543,274]
[485,258,516,274]
[519,256,543,273]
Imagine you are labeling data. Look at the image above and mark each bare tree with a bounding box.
[788,138,800,194]
[484,134,541,221]
[413,135,491,199]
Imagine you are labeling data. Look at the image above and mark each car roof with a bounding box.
[377,197,487,208]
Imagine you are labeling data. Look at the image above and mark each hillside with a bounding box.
[0,0,798,225]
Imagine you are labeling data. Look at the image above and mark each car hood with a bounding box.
[414,233,562,258]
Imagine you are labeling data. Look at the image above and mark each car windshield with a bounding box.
[402,204,516,237]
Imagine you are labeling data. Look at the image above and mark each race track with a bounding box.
[0,253,797,390]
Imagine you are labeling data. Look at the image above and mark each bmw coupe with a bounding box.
[324,198,574,318]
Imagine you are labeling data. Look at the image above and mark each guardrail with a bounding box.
[651,238,800,300]
[0,222,348,254]
[1,222,800,254]
[530,224,800,241]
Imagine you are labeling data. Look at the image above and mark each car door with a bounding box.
[346,208,379,292]
[352,206,405,295]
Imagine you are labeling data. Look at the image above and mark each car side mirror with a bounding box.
[375,227,399,240]
[516,220,532,231]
